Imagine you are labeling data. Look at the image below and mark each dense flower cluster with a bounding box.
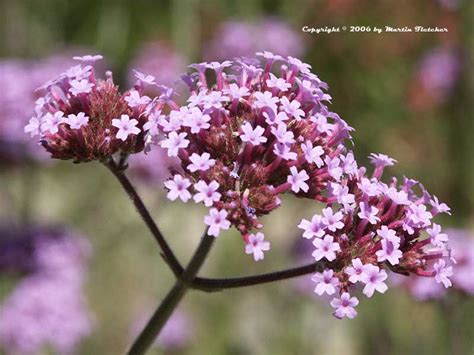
[0,227,93,354]
[298,156,453,318]
[24,55,164,163]
[204,19,304,61]
[147,52,354,261]
[394,229,473,300]
[24,52,456,320]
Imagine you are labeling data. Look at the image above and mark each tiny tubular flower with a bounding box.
[164,175,192,202]
[204,208,231,237]
[66,112,89,129]
[112,114,141,141]
[245,233,270,261]
[312,235,340,261]
[330,293,359,319]
[193,180,221,207]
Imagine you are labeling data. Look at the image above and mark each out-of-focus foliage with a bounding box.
[0,0,473,354]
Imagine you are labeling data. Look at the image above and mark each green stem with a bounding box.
[127,230,214,355]
[191,261,325,292]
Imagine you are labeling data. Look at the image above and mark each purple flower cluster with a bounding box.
[146,52,352,262]
[26,51,456,320]
[24,55,167,163]
[144,52,454,319]
[0,227,94,354]
[204,19,304,61]
[299,156,452,318]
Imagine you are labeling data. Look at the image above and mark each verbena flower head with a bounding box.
[298,157,453,318]
[25,55,163,163]
[148,53,354,261]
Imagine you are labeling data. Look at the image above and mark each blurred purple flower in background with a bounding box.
[0,54,80,164]
[416,46,461,105]
[128,41,186,95]
[204,18,304,60]
[0,226,94,354]
[128,147,180,185]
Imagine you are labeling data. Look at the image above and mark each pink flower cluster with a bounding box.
[143,52,454,318]
[24,55,165,163]
[299,156,453,318]
[146,52,353,262]
[26,52,456,320]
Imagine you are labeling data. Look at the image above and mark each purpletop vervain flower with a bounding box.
[296,156,453,318]
[24,55,164,163]
[146,53,353,261]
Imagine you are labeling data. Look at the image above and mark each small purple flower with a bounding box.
[240,122,267,145]
[66,112,89,130]
[187,152,216,173]
[376,238,402,265]
[204,208,231,237]
[266,73,291,92]
[159,132,189,157]
[287,167,309,193]
[112,114,141,141]
[345,258,365,283]
[357,201,380,225]
[330,292,359,319]
[301,141,324,167]
[164,175,192,202]
[69,79,94,96]
[312,269,339,295]
[298,215,325,239]
[426,223,449,248]
[245,233,270,261]
[433,259,453,288]
[321,207,344,232]
[312,235,340,261]
[125,90,151,108]
[193,180,221,207]
[280,97,304,120]
[360,264,388,297]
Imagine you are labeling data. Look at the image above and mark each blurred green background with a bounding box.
[0,0,473,354]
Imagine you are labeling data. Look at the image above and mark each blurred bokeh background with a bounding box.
[0,0,473,354]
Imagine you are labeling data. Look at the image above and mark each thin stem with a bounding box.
[128,230,215,355]
[191,261,325,291]
[104,159,183,277]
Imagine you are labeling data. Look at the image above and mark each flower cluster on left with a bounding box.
[24,55,160,163]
